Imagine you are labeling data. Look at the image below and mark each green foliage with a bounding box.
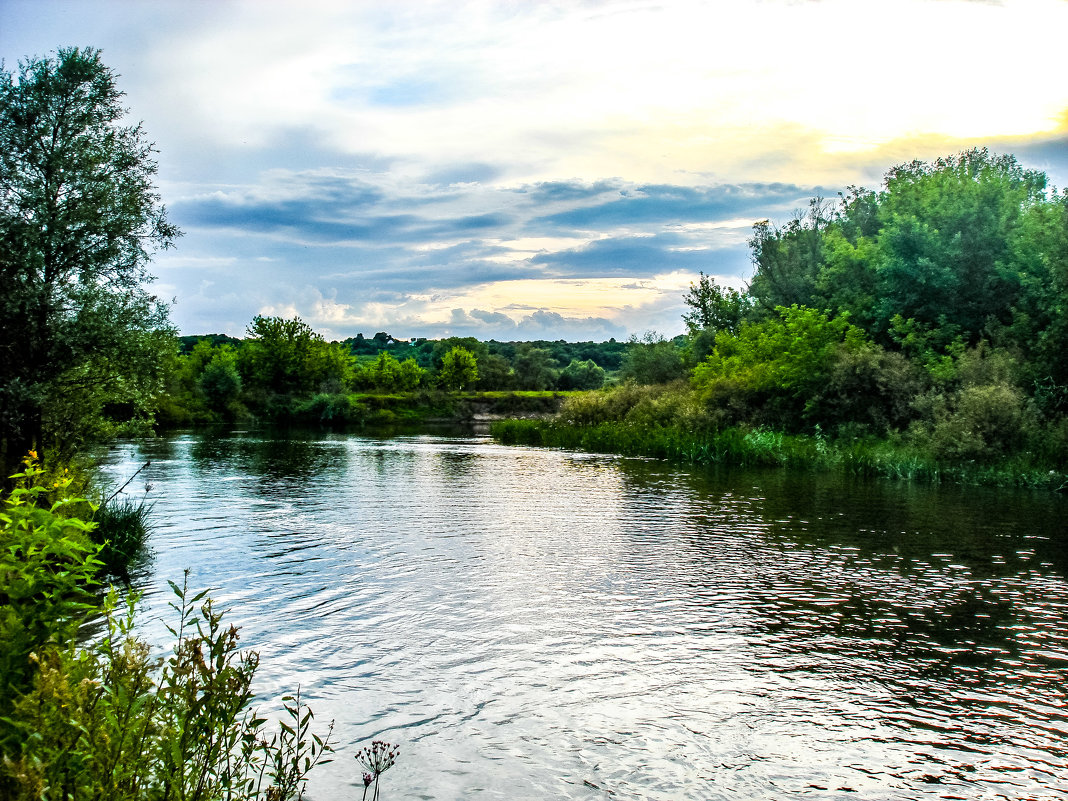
[474,354,513,391]
[0,464,350,801]
[694,305,867,426]
[808,344,926,435]
[511,345,558,390]
[293,392,355,424]
[438,346,478,391]
[240,316,352,400]
[362,352,426,393]
[0,48,179,472]
[908,346,1038,463]
[158,325,632,420]
[91,496,151,574]
[872,151,1046,341]
[620,332,687,385]
[558,383,674,427]
[430,337,489,371]
[746,149,1062,371]
[369,351,402,390]
[2,577,334,801]
[498,148,1068,491]
[556,359,605,391]
[747,199,833,316]
[199,347,244,412]
[681,272,747,335]
[491,417,1066,491]
[921,382,1030,463]
[0,458,101,725]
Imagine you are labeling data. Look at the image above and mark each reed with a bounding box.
[490,419,1068,491]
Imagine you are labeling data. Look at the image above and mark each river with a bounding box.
[98,430,1068,800]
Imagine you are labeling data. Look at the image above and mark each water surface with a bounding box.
[100,431,1068,800]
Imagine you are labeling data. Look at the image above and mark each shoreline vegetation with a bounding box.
[490,415,1068,493]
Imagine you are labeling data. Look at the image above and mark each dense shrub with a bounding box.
[0,460,100,722]
[921,382,1031,462]
[694,305,868,428]
[556,359,606,391]
[620,333,687,385]
[91,496,152,574]
[558,383,670,426]
[294,392,356,424]
[808,345,926,435]
[0,465,335,801]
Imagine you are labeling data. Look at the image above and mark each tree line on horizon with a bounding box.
[156,321,628,426]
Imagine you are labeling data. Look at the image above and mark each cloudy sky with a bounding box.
[4,0,1067,341]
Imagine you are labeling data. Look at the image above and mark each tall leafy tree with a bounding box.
[438,346,478,391]
[621,332,686,385]
[0,48,178,469]
[747,198,834,316]
[239,315,351,399]
[512,344,559,391]
[871,150,1048,346]
[682,272,747,336]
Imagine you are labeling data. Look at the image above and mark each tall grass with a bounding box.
[91,496,151,573]
[490,419,1068,491]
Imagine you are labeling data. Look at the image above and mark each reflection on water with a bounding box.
[100,431,1068,800]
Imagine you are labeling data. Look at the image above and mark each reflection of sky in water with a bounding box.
[98,433,1068,800]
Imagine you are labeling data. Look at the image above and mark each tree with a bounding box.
[620,332,686,385]
[198,347,242,412]
[682,272,746,336]
[438,346,478,391]
[556,359,605,390]
[370,350,402,391]
[747,198,833,316]
[0,48,179,469]
[693,305,868,426]
[396,358,427,391]
[512,344,558,390]
[238,315,351,400]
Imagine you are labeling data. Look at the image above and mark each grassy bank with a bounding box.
[491,418,1068,492]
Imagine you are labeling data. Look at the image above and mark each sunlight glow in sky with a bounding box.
[4,0,1067,340]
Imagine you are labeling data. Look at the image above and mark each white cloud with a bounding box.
[6,0,1067,340]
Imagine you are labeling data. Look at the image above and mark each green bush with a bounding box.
[557,383,669,426]
[924,382,1031,462]
[0,460,101,725]
[620,333,687,385]
[808,345,926,435]
[694,305,869,429]
[294,392,355,424]
[0,463,339,801]
[3,579,333,801]
[556,359,606,391]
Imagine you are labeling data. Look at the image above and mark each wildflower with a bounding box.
[356,740,399,800]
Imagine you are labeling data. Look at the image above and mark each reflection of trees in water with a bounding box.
[189,430,349,483]
[609,458,1068,687]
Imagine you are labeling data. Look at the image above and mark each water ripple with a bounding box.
[98,432,1068,800]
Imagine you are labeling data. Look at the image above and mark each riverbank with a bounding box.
[490,418,1068,492]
